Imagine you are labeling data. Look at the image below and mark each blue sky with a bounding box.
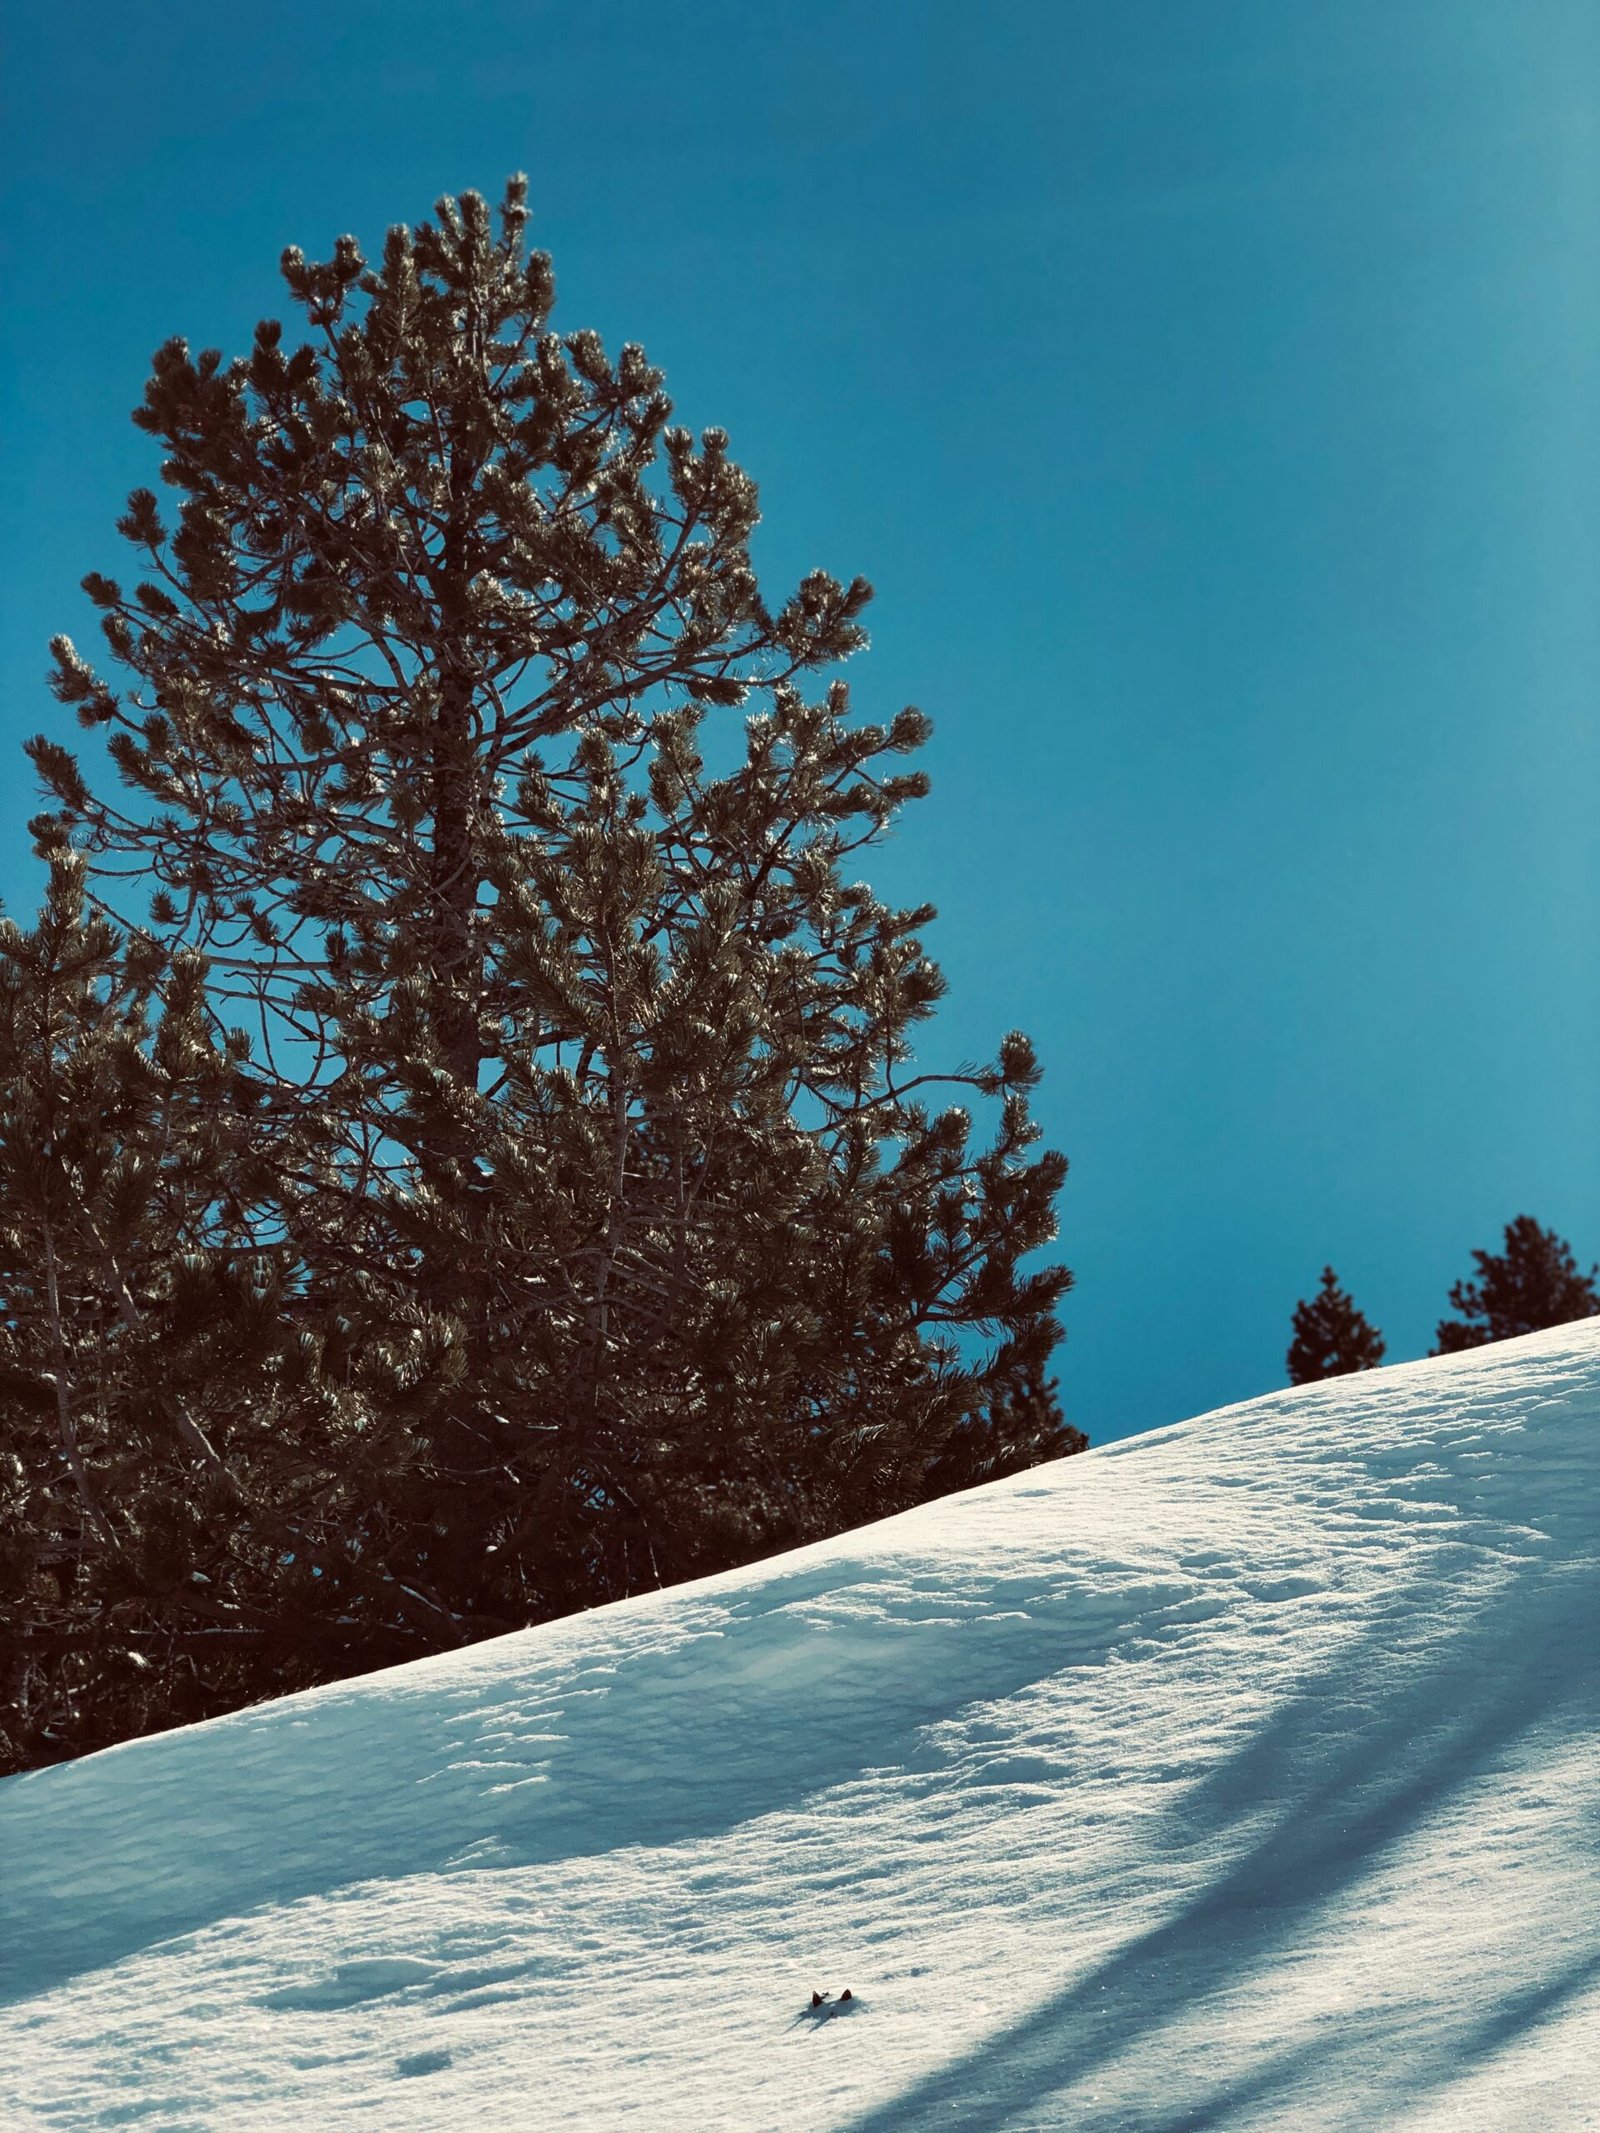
[3,1,1597,1442]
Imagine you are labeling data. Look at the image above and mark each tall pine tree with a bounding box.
[14,180,1079,1758]
[1433,1215,1599,1353]
[1286,1266,1385,1383]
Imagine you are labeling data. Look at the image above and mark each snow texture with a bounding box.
[3,1324,1598,2129]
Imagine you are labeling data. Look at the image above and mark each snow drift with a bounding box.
[4,1325,1598,2130]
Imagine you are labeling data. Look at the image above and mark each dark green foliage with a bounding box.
[916,1362,1087,1498]
[0,858,426,1769]
[1432,1215,1599,1354]
[6,181,1079,1771]
[1286,1266,1386,1384]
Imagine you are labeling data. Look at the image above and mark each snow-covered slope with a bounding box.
[4,1328,1598,2132]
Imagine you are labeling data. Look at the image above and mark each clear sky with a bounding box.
[2,1,1597,1444]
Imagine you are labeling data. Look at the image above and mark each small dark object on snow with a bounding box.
[790,1987,863,2032]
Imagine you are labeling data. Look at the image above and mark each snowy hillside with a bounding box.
[4,1327,1598,2131]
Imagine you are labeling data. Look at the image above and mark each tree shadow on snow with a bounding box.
[837,1555,1600,2133]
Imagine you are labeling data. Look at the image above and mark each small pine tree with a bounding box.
[1432,1215,1600,1354]
[1286,1266,1386,1384]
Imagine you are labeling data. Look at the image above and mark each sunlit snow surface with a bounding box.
[4,1327,1598,2130]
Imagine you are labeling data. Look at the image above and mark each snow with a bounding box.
[3,1326,1598,2131]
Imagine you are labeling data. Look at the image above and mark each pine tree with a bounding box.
[18,179,1079,1748]
[1286,1266,1386,1384]
[1432,1215,1600,1354]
